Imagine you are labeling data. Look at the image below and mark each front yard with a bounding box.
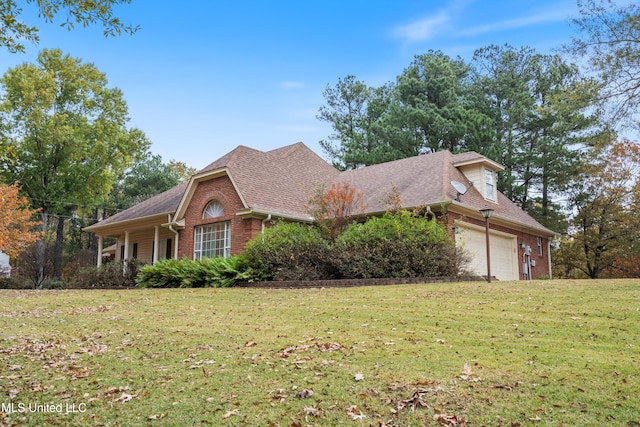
[1,279,638,426]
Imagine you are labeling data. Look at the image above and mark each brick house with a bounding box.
[84,142,556,280]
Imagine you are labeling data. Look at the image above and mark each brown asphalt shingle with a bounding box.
[86,143,553,236]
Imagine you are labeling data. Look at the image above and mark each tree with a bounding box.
[1,0,138,53]
[106,152,186,216]
[317,75,384,170]
[0,182,41,258]
[0,48,149,286]
[567,0,640,128]
[561,139,640,278]
[305,181,367,238]
[469,44,607,230]
[168,160,196,183]
[318,53,493,169]
[390,51,489,154]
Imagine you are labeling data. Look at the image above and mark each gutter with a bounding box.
[261,214,272,233]
[167,214,180,259]
[236,208,314,223]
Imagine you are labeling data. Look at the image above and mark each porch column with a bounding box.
[123,231,130,274]
[153,226,160,264]
[97,236,104,267]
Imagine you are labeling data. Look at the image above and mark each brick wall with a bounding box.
[177,175,263,258]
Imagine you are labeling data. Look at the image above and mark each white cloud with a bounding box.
[279,81,305,90]
[390,1,574,44]
[390,0,474,42]
[392,11,451,42]
[458,8,572,37]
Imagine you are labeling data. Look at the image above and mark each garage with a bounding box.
[455,222,519,281]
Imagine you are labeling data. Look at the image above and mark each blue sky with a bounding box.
[0,0,581,170]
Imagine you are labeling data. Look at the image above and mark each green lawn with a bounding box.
[0,279,638,426]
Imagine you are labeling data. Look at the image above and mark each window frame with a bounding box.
[203,200,224,219]
[193,221,231,260]
[537,237,543,256]
[485,168,496,201]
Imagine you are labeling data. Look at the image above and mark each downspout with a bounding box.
[168,214,180,259]
[261,214,272,242]
[547,238,553,279]
[261,214,272,233]
[424,206,436,221]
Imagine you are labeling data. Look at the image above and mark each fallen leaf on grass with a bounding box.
[354,373,364,381]
[347,405,366,420]
[280,341,345,358]
[114,392,136,404]
[460,363,481,382]
[147,413,167,420]
[295,388,314,398]
[222,409,239,419]
[303,406,319,416]
[396,390,430,413]
[434,413,467,425]
[104,386,130,396]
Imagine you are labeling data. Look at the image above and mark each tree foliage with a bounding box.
[1,0,138,53]
[105,152,187,216]
[560,139,640,278]
[567,0,640,127]
[469,44,608,230]
[0,48,149,285]
[317,52,492,169]
[317,48,605,232]
[305,181,367,238]
[0,182,41,258]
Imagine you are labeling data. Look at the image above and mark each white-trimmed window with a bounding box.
[194,222,230,259]
[203,200,224,219]
[537,237,543,256]
[485,169,496,201]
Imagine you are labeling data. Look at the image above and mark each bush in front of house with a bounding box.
[135,256,252,288]
[0,276,30,289]
[242,221,334,281]
[332,211,462,279]
[67,259,143,288]
[242,212,466,282]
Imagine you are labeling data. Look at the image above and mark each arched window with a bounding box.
[203,200,224,219]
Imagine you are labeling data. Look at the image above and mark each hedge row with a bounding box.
[135,256,253,288]
[135,211,467,288]
[243,212,466,281]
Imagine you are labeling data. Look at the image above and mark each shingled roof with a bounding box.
[85,143,553,237]
[84,181,188,230]
[191,142,339,219]
[85,143,339,232]
[338,150,551,234]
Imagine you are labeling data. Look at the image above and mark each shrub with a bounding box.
[67,260,143,289]
[242,222,334,281]
[135,256,252,288]
[41,279,66,289]
[333,211,462,279]
[305,182,367,238]
[0,276,29,289]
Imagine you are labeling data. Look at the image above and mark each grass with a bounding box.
[0,279,638,426]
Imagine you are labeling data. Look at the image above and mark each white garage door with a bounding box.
[456,223,519,281]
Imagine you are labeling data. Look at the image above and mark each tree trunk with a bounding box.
[35,211,48,289]
[53,215,65,280]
